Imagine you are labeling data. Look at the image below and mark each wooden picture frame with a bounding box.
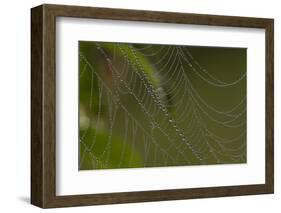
[31,4,274,208]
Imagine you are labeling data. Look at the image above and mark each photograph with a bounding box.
[79,41,247,170]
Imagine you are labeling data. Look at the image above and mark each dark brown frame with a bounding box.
[31,4,274,208]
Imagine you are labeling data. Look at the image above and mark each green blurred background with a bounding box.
[79,41,246,170]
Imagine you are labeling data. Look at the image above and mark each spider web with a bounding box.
[79,42,246,170]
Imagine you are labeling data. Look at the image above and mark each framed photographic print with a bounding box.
[31,4,274,208]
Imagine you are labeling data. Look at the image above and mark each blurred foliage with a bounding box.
[80,129,142,169]
[79,41,247,170]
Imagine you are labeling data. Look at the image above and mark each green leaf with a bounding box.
[101,43,161,87]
